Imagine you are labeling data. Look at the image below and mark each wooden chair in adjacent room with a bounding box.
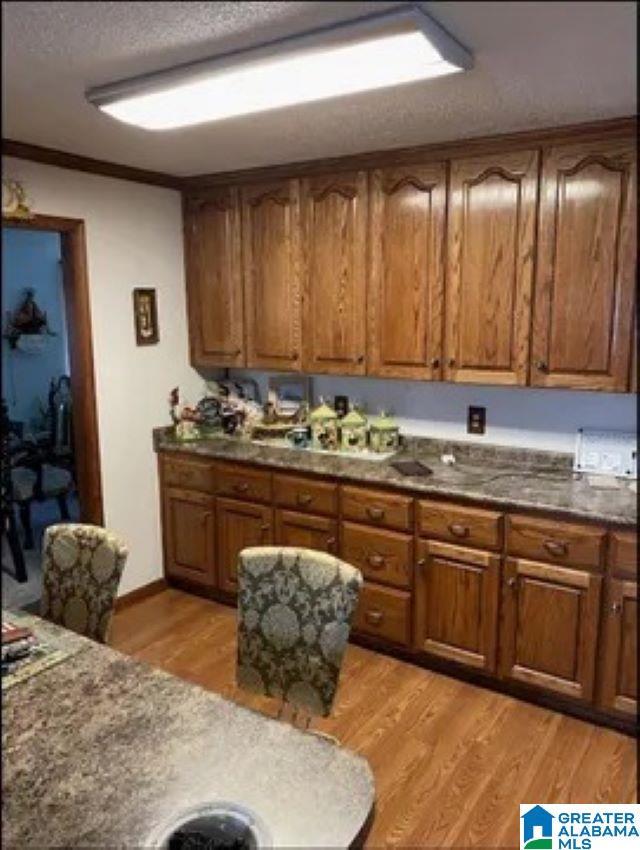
[40,524,128,643]
[235,546,363,738]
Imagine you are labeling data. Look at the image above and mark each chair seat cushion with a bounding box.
[11,464,72,501]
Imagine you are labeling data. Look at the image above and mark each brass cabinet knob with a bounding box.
[296,493,313,506]
[326,536,337,549]
[448,357,456,367]
[507,577,517,588]
[448,523,470,538]
[430,358,440,368]
[535,360,548,372]
[233,482,249,494]
[365,610,383,625]
[417,558,426,568]
[611,601,622,614]
[543,538,568,557]
[356,354,365,364]
[367,553,385,568]
[366,506,384,520]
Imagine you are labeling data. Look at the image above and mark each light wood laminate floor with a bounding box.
[111,589,637,848]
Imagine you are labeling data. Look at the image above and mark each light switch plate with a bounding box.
[574,429,637,479]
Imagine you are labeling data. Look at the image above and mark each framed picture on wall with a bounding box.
[133,287,159,345]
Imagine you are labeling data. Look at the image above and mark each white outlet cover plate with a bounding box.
[574,429,637,479]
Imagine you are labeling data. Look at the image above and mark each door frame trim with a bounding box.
[3,213,104,526]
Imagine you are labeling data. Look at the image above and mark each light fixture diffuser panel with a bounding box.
[87,6,472,130]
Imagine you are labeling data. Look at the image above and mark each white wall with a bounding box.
[3,157,202,595]
[227,370,637,454]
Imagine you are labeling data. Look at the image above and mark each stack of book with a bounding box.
[2,621,37,676]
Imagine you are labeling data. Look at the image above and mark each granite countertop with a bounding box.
[154,428,637,527]
[2,616,374,848]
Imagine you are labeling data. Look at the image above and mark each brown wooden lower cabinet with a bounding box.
[159,453,636,730]
[275,509,337,554]
[162,487,216,587]
[598,578,637,717]
[216,498,273,594]
[354,582,411,647]
[499,556,602,701]
[414,540,500,672]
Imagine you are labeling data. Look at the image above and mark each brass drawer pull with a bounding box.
[367,553,385,569]
[296,493,313,506]
[366,506,385,521]
[365,610,383,625]
[448,523,469,538]
[233,482,249,494]
[543,538,568,557]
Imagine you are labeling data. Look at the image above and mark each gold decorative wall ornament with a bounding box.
[2,179,34,220]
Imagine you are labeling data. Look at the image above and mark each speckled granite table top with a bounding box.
[2,617,374,848]
[154,429,637,527]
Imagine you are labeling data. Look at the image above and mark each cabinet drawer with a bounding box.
[507,515,605,569]
[216,463,272,503]
[341,485,413,531]
[274,473,337,516]
[163,455,214,493]
[609,530,637,579]
[418,500,502,550]
[341,522,412,589]
[354,583,411,646]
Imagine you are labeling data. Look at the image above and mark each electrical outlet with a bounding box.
[467,406,486,435]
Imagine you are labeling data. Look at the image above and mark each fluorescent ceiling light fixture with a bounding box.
[86,6,472,131]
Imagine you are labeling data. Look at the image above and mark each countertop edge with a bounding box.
[153,435,637,528]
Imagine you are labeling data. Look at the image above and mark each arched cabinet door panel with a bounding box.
[242,180,302,371]
[185,190,244,367]
[531,137,636,391]
[444,149,539,386]
[301,171,367,375]
[368,164,446,380]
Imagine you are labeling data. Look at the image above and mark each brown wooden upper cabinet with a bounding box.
[242,180,302,371]
[368,164,446,380]
[185,191,244,367]
[301,171,367,375]
[444,149,539,386]
[531,137,637,391]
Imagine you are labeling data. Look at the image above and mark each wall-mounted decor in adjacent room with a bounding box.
[132,287,159,345]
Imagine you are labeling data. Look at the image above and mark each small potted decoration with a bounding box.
[340,406,368,452]
[369,410,400,453]
[310,398,339,451]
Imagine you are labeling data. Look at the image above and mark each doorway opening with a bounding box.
[2,214,103,610]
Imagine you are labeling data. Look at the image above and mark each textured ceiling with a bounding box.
[2,1,637,176]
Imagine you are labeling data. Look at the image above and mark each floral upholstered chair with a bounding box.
[40,524,128,643]
[236,547,363,721]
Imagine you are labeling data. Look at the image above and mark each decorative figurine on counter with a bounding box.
[340,405,368,452]
[310,398,339,451]
[168,387,202,441]
[369,410,400,453]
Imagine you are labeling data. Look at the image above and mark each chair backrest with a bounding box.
[40,523,128,643]
[236,546,363,718]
